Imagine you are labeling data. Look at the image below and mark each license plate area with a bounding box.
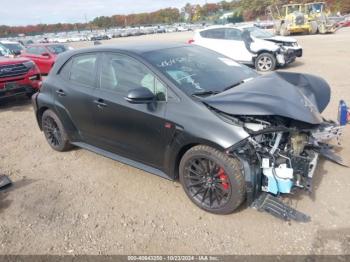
[4,82,19,90]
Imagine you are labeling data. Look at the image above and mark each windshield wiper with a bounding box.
[191,90,220,97]
[223,80,245,92]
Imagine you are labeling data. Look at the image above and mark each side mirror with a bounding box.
[125,87,155,104]
[41,52,51,57]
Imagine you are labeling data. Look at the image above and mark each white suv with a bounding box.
[190,25,303,72]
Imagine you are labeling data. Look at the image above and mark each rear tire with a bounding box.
[255,53,277,72]
[318,24,327,34]
[179,145,246,214]
[42,109,72,152]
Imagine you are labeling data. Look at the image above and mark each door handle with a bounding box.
[56,89,66,97]
[93,99,107,108]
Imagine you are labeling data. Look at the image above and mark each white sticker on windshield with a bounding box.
[218,57,241,67]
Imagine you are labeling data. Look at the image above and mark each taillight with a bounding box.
[188,39,195,44]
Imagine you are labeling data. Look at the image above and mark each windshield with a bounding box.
[47,45,68,54]
[2,43,23,53]
[244,27,274,39]
[144,46,258,96]
[0,44,10,56]
[285,5,301,14]
[306,3,324,13]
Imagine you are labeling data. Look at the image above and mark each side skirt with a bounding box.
[71,142,173,181]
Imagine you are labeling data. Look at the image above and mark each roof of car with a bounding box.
[197,24,255,32]
[28,43,66,47]
[70,42,188,55]
[51,42,192,75]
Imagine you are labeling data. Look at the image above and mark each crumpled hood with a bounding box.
[203,72,331,125]
[264,36,297,43]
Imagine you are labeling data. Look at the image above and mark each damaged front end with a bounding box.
[224,115,346,222]
[203,71,348,221]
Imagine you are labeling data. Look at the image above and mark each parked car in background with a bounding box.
[0,43,12,57]
[19,39,34,47]
[0,40,24,56]
[242,25,303,57]
[254,20,275,29]
[21,44,70,75]
[90,34,111,41]
[337,16,350,28]
[32,44,345,219]
[190,25,301,71]
[0,44,41,101]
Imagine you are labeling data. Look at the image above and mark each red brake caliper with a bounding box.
[218,168,229,190]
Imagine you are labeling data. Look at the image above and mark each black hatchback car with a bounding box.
[32,43,345,216]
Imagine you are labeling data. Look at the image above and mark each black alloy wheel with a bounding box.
[179,145,245,214]
[42,109,72,152]
[182,157,231,209]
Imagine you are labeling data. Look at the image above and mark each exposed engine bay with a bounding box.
[225,114,345,200]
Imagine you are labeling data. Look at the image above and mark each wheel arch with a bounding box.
[256,49,275,56]
[36,106,50,130]
[37,106,79,141]
[170,140,226,181]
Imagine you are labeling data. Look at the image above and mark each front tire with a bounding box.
[42,109,72,152]
[179,145,246,214]
[255,53,277,72]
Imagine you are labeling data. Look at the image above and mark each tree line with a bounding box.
[1,0,349,37]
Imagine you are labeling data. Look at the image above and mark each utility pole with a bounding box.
[85,14,92,32]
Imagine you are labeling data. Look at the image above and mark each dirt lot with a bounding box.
[1,28,350,255]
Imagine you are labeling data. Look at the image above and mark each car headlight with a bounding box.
[23,61,35,69]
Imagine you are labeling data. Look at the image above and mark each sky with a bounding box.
[0,0,224,26]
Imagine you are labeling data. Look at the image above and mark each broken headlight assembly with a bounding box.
[225,115,346,222]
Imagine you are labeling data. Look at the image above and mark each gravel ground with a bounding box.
[0,28,350,255]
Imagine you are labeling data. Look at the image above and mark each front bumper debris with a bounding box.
[0,175,12,191]
[252,193,311,222]
[277,49,297,66]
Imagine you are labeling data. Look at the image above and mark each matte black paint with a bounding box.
[33,44,331,181]
[34,44,250,179]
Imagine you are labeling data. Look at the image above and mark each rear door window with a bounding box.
[200,28,226,39]
[225,28,243,40]
[70,54,97,87]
